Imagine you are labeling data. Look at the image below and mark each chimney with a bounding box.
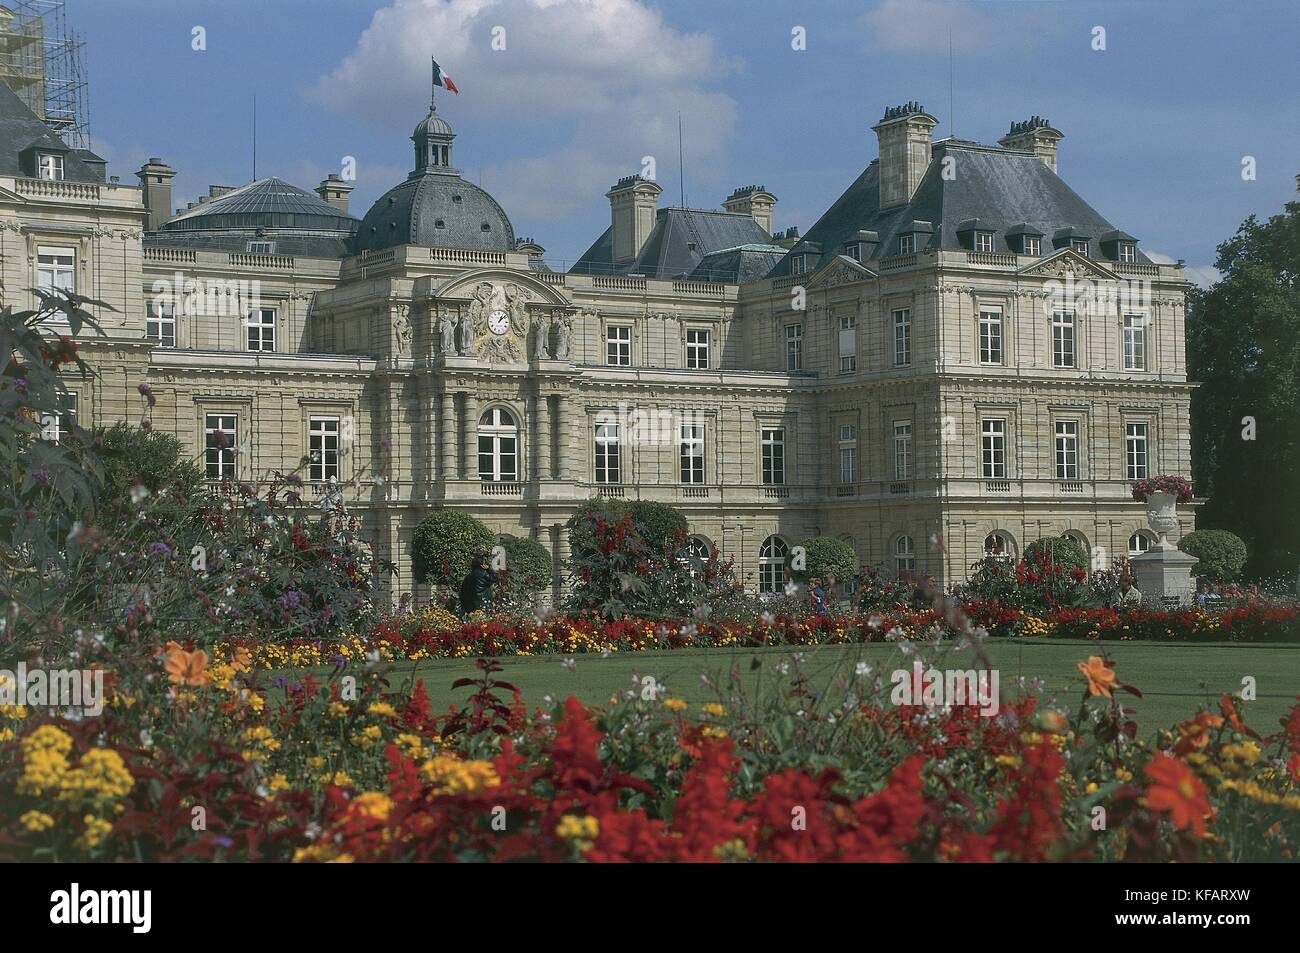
[871,102,938,210]
[606,174,663,265]
[723,185,777,236]
[315,174,355,214]
[999,117,1063,173]
[136,157,176,231]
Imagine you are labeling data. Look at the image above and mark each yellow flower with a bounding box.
[19,810,55,833]
[293,843,354,863]
[420,754,500,795]
[76,815,113,850]
[328,702,349,716]
[713,838,749,861]
[701,703,726,718]
[556,814,599,850]
[663,698,688,712]
[268,773,290,792]
[367,702,398,718]
[57,749,133,805]
[395,733,426,759]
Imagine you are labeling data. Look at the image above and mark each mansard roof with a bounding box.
[767,139,1149,277]
[0,82,103,183]
[571,206,773,281]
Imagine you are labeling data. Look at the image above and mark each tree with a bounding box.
[411,510,494,586]
[99,422,203,499]
[1187,178,1300,578]
[496,533,553,608]
[1023,536,1088,574]
[1179,529,1248,582]
[791,536,857,584]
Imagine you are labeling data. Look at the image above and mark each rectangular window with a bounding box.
[893,421,913,480]
[761,427,785,485]
[685,328,710,369]
[247,309,276,351]
[1052,310,1075,368]
[979,308,1003,364]
[785,324,803,371]
[893,308,911,366]
[981,418,1006,479]
[844,242,862,262]
[42,392,77,442]
[790,255,807,276]
[1023,236,1041,257]
[1055,420,1079,480]
[38,153,64,181]
[838,424,856,484]
[594,423,621,483]
[205,413,237,480]
[898,234,914,255]
[1119,242,1136,263]
[37,246,75,294]
[606,325,631,366]
[246,241,276,255]
[1126,422,1149,480]
[975,232,995,253]
[838,315,857,373]
[679,423,704,484]
[146,301,176,348]
[1123,313,1146,370]
[1072,239,1090,257]
[309,416,340,482]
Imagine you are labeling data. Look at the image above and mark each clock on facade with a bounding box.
[488,309,510,335]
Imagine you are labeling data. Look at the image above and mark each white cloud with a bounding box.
[311,0,740,221]
[1184,265,1221,289]
[861,0,1055,53]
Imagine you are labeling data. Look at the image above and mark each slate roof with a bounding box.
[690,243,787,283]
[353,169,515,255]
[571,207,774,281]
[767,139,1150,277]
[0,81,102,183]
[160,177,357,233]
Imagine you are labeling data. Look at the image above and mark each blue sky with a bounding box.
[77,0,1298,280]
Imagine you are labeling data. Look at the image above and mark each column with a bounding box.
[461,392,478,480]
[440,391,456,482]
[556,395,574,481]
[536,392,552,481]
[553,521,571,601]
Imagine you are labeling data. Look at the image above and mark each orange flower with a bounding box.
[231,646,253,673]
[1173,711,1223,755]
[1218,693,1261,740]
[1144,755,1214,837]
[164,648,210,687]
[1077,656,1116,699]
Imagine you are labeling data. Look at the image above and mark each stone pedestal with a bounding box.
[1129,546,1198,608]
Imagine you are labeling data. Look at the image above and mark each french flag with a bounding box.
[432,58,459,95]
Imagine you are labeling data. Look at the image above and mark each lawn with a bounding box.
[281,639,1300,735]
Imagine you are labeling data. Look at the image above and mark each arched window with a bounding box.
[1128,531,1153,557]
[678,535,712,576]
[477,407,518,482]
[1064,530,1089,552]
[894,534,915,573]
[758,535,788,594]
[984,531,1015,561]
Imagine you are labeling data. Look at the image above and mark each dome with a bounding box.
[353,171,515,254]
[413,109,454,140]
[159,177,356,233]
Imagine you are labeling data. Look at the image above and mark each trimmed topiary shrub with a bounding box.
[1023,536,1089,574]
[411,510,494,586]
[791,536,857,584]
[1179,529,1248,582]
[496,533,553,608]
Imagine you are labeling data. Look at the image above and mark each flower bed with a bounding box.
[2,647,1298,862]
[215,601,1300,670]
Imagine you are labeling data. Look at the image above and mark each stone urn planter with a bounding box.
[1144,490,1180,549]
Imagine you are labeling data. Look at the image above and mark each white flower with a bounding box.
[561,657,576,672]
[130,483,149,505]
[868,614,883,630]
[855,662,871,677]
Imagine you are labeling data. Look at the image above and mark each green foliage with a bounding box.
[411,509,494,585]
[496,533,553,608]
[1187,178,1300,578]
[791,536,857,583]
[1179,529,1248,581]
[99,422,203,499]
[1023,536,1088,574]
[567,498,688,555]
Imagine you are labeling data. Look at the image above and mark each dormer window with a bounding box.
[843,242,861,262]
[434,219,445,228]
[246,240,275,255]
[480,222,491,232]
[38,153,64,181]
[898,234,914,255]
[974,232,995,253]
[1071,239,1090,258]
[1118,242,1136,263]
[790,255,808,276]
[1023,236,1041,257]
[452,194,463,203]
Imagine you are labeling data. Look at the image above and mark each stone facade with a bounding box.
[1,90,1195,603]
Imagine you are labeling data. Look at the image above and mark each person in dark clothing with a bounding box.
[458,554,499,615]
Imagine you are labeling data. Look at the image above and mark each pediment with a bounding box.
[1018,248,1114,281]
[806,255,876,289]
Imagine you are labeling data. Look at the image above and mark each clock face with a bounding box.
[487,309,510,335]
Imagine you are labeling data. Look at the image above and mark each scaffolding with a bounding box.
[0,0,88,149]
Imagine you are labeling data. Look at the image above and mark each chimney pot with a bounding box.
[871,103,938,209]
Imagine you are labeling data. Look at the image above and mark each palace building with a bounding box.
[0,72,1195,601]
